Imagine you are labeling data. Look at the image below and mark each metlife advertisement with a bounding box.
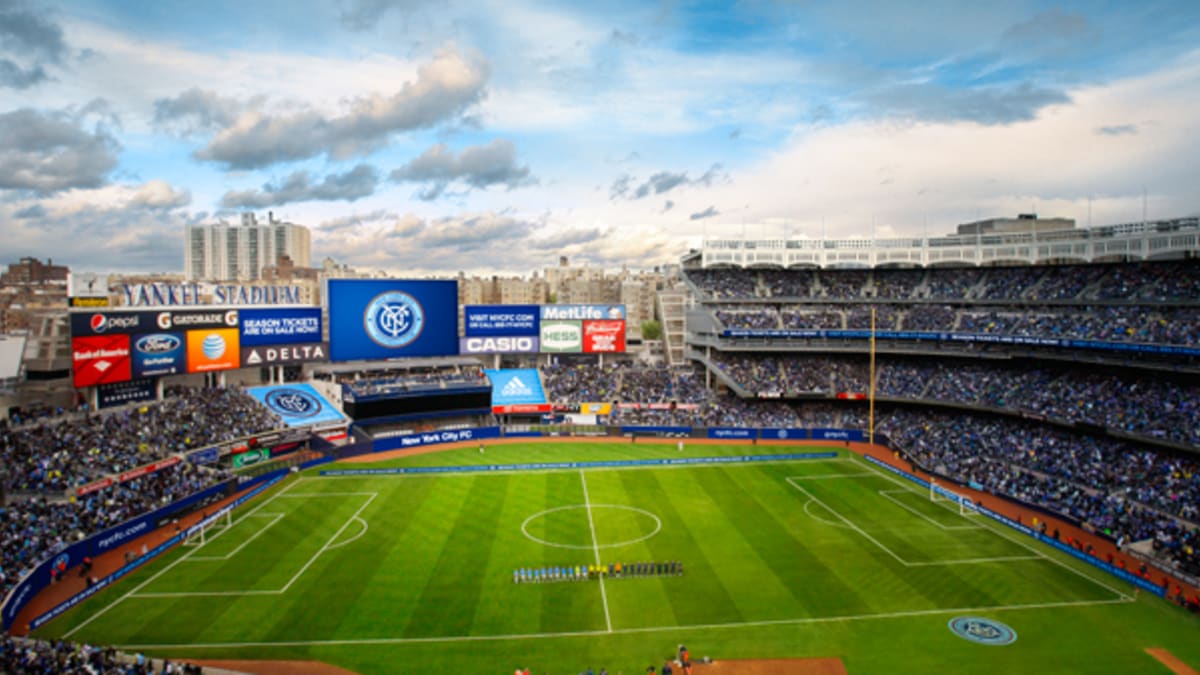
[239,307,322,346]
[327,279,458,361]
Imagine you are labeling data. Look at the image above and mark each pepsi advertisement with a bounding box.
[327,279,458,361]
[240,307,322,346]
[131,332,186,377]
[464,305,540,337]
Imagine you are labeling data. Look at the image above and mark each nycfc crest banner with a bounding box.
[327,279,458,361]
[246,383,347,428]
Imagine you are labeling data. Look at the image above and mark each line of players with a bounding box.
[514,561,683,583]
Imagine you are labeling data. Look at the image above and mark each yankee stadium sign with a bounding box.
[116,283,303,307]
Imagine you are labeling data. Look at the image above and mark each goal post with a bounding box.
[183,510,233,547]
[930,479,981,516]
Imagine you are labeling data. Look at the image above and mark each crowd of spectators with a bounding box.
[1,387,276,495]
[541,363,709,405]
[686,259,1200,303]
[705,303,1198,346]
[0,387,264,607]
[0,635,202,673]
[327,364,487,399]
[878,408,1198,580]
[700,353,1200,446]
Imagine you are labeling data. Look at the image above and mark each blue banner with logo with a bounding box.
[374,426,501,452]
[246,383,347,427]
[327,279,458,361]
[484,369,547,407]
[759,428,809,440]
[464,305,540,337]
[707,427,755,440]
[811,428,863,442]
[240,307,322,346]
[130,332,186,377]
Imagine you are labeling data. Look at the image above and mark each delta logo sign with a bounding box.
[72,335,132,388]
[185,328,240,373]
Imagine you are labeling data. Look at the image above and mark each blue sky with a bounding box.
[1,0,1199,274]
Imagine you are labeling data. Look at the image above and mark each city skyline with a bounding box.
[2,0,1199,275]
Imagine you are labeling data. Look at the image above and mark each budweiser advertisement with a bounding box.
[582,320,626,353]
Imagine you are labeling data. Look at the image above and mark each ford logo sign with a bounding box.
[135,334,181,354]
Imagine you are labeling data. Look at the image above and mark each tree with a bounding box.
[641,319,661,340]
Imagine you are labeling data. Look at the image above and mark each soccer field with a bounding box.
[38,443,1200,673]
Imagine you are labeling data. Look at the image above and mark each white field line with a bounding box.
[277,492,380,497]
[188,513,287,561]
[786,478,910,566]
[327,517,369,550]
[787,472,877,480]
[115,595,1132,650]
[803,500,850,528]
[64,476,307,638]
[789,478,1040,567]
[877,490,980,531]
[580,470,613,633]
[133,492,378,599]
[851,454,1135,601]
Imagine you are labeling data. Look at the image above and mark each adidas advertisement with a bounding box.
[483,368,551,413]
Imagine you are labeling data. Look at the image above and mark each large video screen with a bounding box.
[327,279,458,361]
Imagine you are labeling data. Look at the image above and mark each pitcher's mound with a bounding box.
[703,657,847,674]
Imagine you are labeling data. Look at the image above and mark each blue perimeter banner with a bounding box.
[374,426,501,452]
[327,279,458,361]
[240,307,322,346]
[323,451,838,476]
[246,383,346,428]
[464,305,540,337]
[484,368,548,407]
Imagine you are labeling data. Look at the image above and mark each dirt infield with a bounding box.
[1146,648,1199,675]
[702,657,848,674]
[190,659,358,675]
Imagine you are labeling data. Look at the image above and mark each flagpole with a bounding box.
[869,306,876,444]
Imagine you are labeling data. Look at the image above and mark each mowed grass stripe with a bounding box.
[601,467,742,628]
[693,466,875,619]
[402,475,511,638]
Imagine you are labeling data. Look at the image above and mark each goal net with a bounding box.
[183,510,233,547]
[930,479,982,517]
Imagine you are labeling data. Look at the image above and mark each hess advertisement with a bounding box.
[327,279,458,361]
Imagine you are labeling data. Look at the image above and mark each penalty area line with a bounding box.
[116,596,1133,651]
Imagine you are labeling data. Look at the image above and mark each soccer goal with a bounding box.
[930,479,982,517]
[183,510,233,547]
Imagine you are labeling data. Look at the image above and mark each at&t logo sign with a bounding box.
[265,389,321,418]
[364,291,424,348]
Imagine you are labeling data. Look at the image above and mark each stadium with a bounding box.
[1,216,1198,673]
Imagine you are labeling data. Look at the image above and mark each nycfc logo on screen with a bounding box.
[264,389,321,418]
[364,291,425,348]
[948,617,1017,646]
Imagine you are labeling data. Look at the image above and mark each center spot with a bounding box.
[522,504,663,550]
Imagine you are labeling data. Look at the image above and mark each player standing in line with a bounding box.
[677,439,683,452]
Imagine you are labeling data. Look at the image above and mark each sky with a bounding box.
[1,0,1199,276]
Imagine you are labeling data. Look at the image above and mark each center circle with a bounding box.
[521,504,662,550]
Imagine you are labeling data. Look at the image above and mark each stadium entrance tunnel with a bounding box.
[522,504,662,550]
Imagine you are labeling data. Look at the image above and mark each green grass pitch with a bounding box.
[37,442,1200,673]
